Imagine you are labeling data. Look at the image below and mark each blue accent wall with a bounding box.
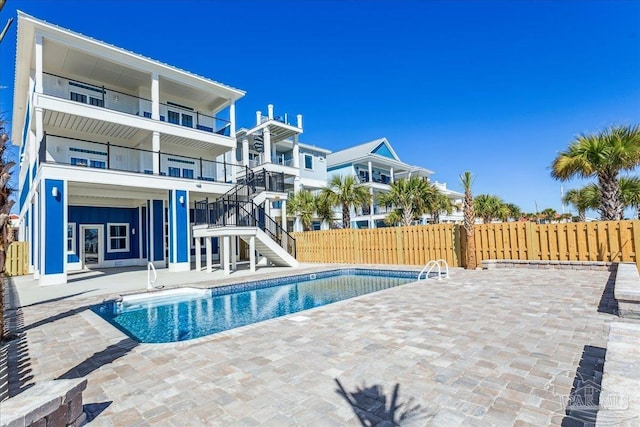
[68,206,140,261]
[19,172,29,212]
[372,142,395,159]
[169,190,188,264]
[44,179,64,275]
[152,200,164,261]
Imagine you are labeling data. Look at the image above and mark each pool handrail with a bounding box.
[147,262,157,290]
[419,259,449,280]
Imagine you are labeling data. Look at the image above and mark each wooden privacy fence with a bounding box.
[293,224,460,267]
[5,241,29,276]
[293,220,640,269]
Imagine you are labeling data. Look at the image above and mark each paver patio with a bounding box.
[2,265,630,426]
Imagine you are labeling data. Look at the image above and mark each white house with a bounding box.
[326,138,464,228]
[13,12,296,286]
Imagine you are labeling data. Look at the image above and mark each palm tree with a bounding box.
[474,194,504,223]
[322,175,371,229]
[562,186,599,222]
[459,171,477,269]
[619,176,640,219]
[314,192,338,228]
[551,125,640,220]
[540,208,558,223]
[504,203,522,222]
[427,191,455,224]
[378,176,431,226]
[288,190,316,231]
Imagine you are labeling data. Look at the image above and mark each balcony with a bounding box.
[42,73,231,135]
[357,170,392,185]
[40,134,234,182]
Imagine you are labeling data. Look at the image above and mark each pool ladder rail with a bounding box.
[419,259,449,280]
[147,262,158,290]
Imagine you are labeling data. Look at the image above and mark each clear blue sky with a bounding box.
[1,0,639,216]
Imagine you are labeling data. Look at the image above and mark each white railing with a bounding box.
[418,259,449,280]
[147,262,157,290]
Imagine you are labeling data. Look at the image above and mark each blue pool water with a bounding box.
[92,269,418,343]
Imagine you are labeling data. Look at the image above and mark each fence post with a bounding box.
[525,222,538,260]
[396,227,404,265]
[633,220,640,273]
[454,225,464,268]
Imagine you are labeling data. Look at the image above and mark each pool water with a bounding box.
[93,269,417,343]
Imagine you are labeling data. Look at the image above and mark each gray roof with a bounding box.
[326,138,396,166]
[326,138,434,175]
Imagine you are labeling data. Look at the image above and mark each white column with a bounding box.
[369,188,374,229]
[195,238,201,271]
[35,34,43,93]
[229,102,236,138]
[297,114,303,129]
[249,236,256,272]
[256,110,262,125]
[294,176,301,193]
[267,104,274,120]
[33,196,39,279]
[231,237,237,271]
[230,148,237,183]
[368,161,373,183]
[292,135,300,168]
[152,131,160,174]
[281,199,287,231]
[205,237,212,272]
[222,236,230,275]
[242,138,249,168]
[271,138,277,165]
[151,72,160,120]
[263,128,272,163]
[35,108,44,160]
[390,167,394,183]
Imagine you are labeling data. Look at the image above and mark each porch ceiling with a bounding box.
[44,110,147,142]
[68,182,167,202]
[159,135,230,158]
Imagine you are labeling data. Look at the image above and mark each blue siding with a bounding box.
[44,179,64,274]
[141,206,147,259]
[68,206,140,260]
[176,190,188,263]
[152,200,164,261]
[19,172,30,212]
[372,142,396,159]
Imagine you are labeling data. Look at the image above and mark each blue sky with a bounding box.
[1,0,639,216]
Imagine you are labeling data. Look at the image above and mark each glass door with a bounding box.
[81,226,102,268]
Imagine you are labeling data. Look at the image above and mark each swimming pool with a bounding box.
[92,269,419,343]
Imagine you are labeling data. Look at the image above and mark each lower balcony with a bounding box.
[40,134,235,182]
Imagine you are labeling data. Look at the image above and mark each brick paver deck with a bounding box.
[8,268,622,426]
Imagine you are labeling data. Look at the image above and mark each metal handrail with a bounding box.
[418,259,449,280]
[147,262,157,290]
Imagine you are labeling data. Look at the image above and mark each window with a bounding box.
[182,168,194,179]
[107,223,129,253]
[168,167,181,177]
[89,97,104,107]
[70,157,88,167]
[304,154,313,170]
[70,92,87,103]
[67,223,76,253]
[90,160,106,169]
[167,111,180,125]
[181,114,193,128]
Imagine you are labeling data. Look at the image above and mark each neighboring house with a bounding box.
[326,138,463,228]
[13,13,296,286]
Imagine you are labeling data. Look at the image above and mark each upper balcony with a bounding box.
[41,73,232,136]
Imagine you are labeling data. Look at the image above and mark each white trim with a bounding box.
[39,273,67,286]
[67,222,76,253]
[107,223,130,253]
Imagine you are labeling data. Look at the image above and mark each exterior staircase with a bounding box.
[193,167,297,267]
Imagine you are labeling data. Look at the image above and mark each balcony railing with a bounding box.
[40,133,234,182]
[42,73,231,135]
